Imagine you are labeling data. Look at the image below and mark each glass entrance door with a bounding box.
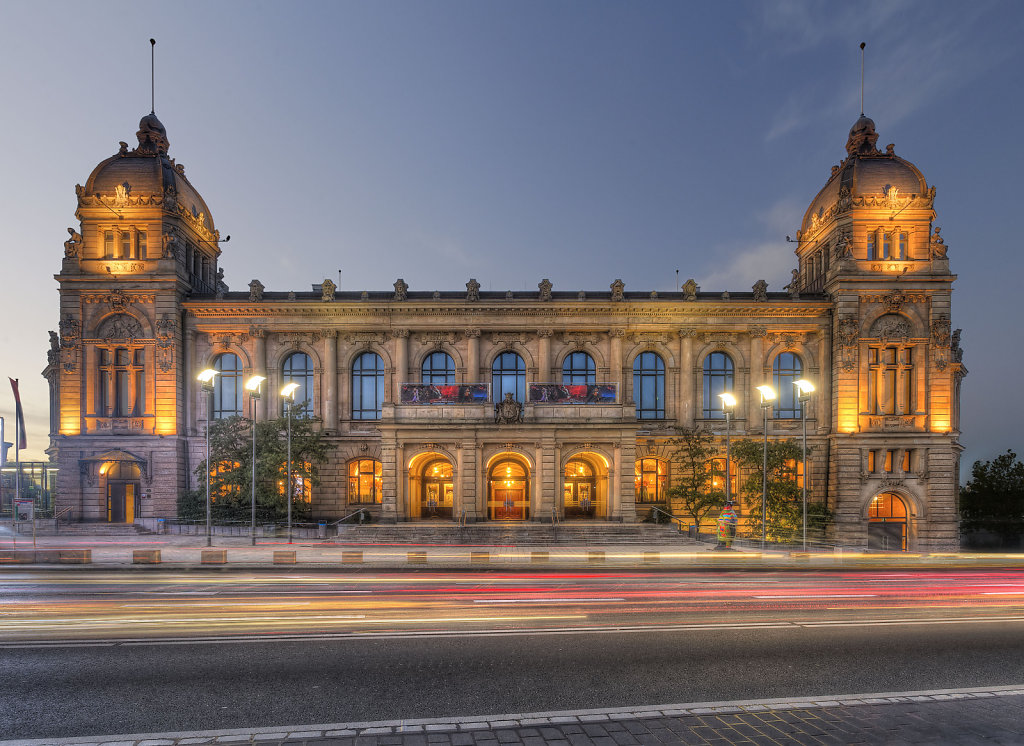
[421,459,454,519]
[488,458,529,520]
[564,459,596,518]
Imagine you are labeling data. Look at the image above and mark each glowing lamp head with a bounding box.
[718,392,737,409]
[793,379,815,396]
[280,382,300,401]
[197,368,219,390]
[245,375,266,395]
[756,385,777,403]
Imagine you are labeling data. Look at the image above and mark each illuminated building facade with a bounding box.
[44,112,965,549]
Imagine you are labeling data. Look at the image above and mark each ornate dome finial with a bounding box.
[136,112,169,155]
[846,114,879,156]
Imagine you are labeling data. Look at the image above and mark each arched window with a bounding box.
[212,353,242,419]
[421,351,455,384]
[352,351,384,420]
[634,458,667,503]
[633,352,665,420]
[868,492,909,551]
[702,352,734,419]
[348,459,382,504]
[772,352,803,418]
[561,352,595,385]
[282,352,314,417]
[491,351,525,403]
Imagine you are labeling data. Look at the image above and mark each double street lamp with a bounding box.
[793,379,816,552]
[280,382,300,544]
[756,384,777,549]
[196,368,219,547]
[245,375,266,546]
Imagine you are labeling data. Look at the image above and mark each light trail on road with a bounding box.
[1,569,1023,644]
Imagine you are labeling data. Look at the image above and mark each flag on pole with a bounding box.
[9,378,27,450]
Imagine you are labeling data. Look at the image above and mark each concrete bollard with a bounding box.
[133,550,161,564]
[201,549,227,565]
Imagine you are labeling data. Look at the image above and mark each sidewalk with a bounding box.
[4,685,1024,745]
[2,528,1023,570]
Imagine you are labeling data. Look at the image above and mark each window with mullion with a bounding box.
[633,351,665,420]
[702,352,734,419]
[213,353,243,419]
[491,351,525,403]
[561,351,595,385]
[772,352,803,418]
[421,351,455,384]
[352,351,384,419]
[282,352,315,417]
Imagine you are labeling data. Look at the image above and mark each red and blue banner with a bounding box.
[400,383,489,404]
[529,383,616,404]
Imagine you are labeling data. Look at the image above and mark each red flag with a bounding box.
[9,378,27,450]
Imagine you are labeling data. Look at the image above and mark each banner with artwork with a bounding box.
[528,383,616,404]
[400,383,489,404]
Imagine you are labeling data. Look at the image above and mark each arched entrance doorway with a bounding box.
[563,455,608,518]
[868,492,909,550]
[408,453,455,520]
[103,461,141,523]
[488,456,530,520]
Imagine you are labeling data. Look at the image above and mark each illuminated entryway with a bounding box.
[103,461,141,523]
[409,453,455,520]
[488,456,530,521]
[563,455,608,518]
[868,492,910,550]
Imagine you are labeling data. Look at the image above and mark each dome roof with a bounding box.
[82,113,215,234]
[800,116,927,235]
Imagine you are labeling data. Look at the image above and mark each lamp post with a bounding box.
[793,379,815,552]
[245,375,266,546]
[280,382,300,544]
[756,384,776,549]
[197,368,219,547]
[718,392,737,506]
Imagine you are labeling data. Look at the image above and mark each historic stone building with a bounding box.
[44,110,965,550]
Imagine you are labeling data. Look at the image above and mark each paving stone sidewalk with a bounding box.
[6,688,1023,746]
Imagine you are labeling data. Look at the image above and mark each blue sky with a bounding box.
[1,0,1021,478]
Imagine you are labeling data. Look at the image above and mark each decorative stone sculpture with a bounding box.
[466,278,481,302]
[610,279,625,301]
[393,278,408,301]
[538,278,552,301]
[215,268,228,299]
[321,278,336,302]
[785,269,801,299]
[752,279,768,302]
[930,227,948,258]
[63,227,83,258]
[682,279,699,301]
[248,279,264,302]
[494,392,524,424]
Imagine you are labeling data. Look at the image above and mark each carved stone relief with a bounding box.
[869,314,911,341]
[538,278,552,301]
[748,325,768,338]
[466,279,480,302]
[155,314,178,373]
[681,279,699,300]
[96,313,144,342]
[752,279,768,302]
[393,278,408,301]
[610,279,625,301]
[248,279,264,302]
[320,278,336,302]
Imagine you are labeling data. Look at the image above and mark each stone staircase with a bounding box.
[10,521,154,537]
[329,521,700,546]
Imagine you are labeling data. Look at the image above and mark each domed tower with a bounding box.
[795,115,964,550]
[46,113,223,522]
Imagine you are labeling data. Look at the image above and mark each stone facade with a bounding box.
[43,112,965,550]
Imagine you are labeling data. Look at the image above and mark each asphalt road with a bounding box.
[3,569,1024,740]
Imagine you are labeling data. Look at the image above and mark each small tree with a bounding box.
[664,427,726,531]
[960,450,1024,548]
[732,438,807,543]
[178,407,329,523]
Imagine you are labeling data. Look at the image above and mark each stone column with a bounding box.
[610,444,621,520]
[324,331,337,429]
[748,326,766,428]
[537,329,552,383]
[392,329,408,397]
[381,436,399,523]
[184,328,196,434]
[817,329,830,432]
[465,329,480,383]
[253,329,267,421]
[610,330,624,400]
[679,329,695,426]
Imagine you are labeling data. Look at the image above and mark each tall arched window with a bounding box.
[561,352,595,385]
[491,351,525,403]
[772,352,803,418]
[352,351,384,420]
[421,351,455,384]
[282,352,314,417]
[633,352,665,420]
[702,352,734,419]
[212,353,242,419]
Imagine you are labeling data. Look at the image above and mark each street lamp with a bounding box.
[197,368,219,547]
[756,384,777,550]
[280,381,300,544]
[718,392,737,507]
[793,378,815,552]
[245,375,266,546]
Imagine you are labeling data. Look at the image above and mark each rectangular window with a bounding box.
[868,451,876,472]
[867,231,876,260]
[137,231,147,258]
[120,232,131,259]
[898,232,908,259]
[882,233,891,260]
[104,231,115,258]
[884,450,895,473]
[902,450,912,472]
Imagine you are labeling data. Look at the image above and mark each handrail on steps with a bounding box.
[550,506,560,527]
[649,506,689,532]
[54,506,74,534]
[330,508,372,528]
[458,508,468,527]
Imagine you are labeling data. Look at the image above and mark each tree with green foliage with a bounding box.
[960,450,1024,548]
[731,438,829,543]
[664,427,726,531]
[178,408,330,523]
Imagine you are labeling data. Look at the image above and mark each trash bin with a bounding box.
[156,518,165,535]
[688,525,697,539]
[318,521,327,539]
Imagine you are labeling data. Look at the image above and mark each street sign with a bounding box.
[14,498,33,522]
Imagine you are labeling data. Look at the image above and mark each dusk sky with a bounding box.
[1,0,1021,478]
